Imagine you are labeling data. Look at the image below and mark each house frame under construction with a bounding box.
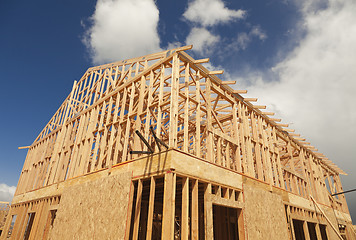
[1,46,355,240]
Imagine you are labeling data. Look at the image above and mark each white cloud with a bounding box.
[235,0,356,184]
[236,32,249,50]
[250,26,267,40]
[231,0,356,218]
[183,0,245,27]
[183,0,248,55]
[185,28,220,55]
[0,183,16,203]
[82,0,161,64]
[166,41,182,50]
[231,26,267,51]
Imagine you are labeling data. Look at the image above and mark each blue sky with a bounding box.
[1,0,355,221]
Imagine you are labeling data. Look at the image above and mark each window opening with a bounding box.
[6,215,17,239]
[293,219,305,240]
[307,222,318,240]
[23,212,36,240]
[213,205,239,240]
[319,224,328,240]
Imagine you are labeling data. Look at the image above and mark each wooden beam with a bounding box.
[204,183,214,239]
[133,179,143,240]
[209,70,224,75]
[310,196,344,240]
[233,90,247,94]
[294,137,306,141]
[276,123,289,127]
[146,177,156,240]
[181,177,189,240]
[162,172,176,239]
[176,45,193,51]
[206,78,214,162]
[244,98,258,102]
[193,58,209,64]
[253,105,267,109]
[220,80,236,85]
[18,146,31,150]
[191,179,199,240]
[125,181,135,240]
[262,112,275,115]
[303,220,311,240]
[195,71,201,157]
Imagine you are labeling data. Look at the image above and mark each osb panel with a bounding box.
[243,183,289,240]
[288,193,314,211]
[333,208,352,222]
[322,206,342,240]
[49,172,132,240]
[171,150,243,189]
[347,223,356,240]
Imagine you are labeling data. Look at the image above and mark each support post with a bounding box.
[181,177,189,240]
[146,177,156,240]
[204,183,214,239]
[162,172,176,239]
[191,179,199,240]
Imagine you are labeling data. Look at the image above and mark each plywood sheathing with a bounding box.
[349,224,356,239]
[49,173,131,240]
[243,178,290,240]
[321,204,344,240]
[10,147,351,224]
[3,149,355,240]
[12,149,243,206]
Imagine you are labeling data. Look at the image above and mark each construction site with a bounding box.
[0,46,355,240]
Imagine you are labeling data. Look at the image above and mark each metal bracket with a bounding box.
[130,128,168,155]
[331,188,356,196]
[150,126,168,150]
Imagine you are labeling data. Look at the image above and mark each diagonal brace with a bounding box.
[130,128,168,155]
[134,130,154,153]
[150,126,169,150]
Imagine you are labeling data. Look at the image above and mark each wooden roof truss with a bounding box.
[15,46,348,211]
